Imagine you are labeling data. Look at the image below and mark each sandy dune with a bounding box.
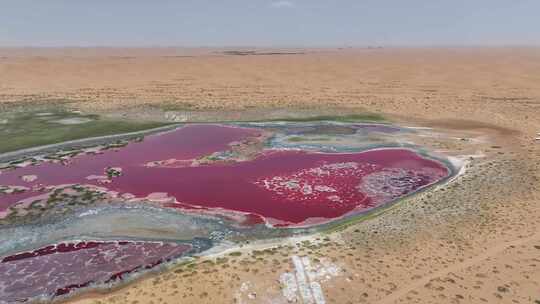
[1,47,539,304]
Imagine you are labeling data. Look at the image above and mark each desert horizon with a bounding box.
[1,1,539,303]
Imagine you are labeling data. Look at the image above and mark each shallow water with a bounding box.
[0,240,192,303]
[0,204,222,257]
[0,122,453,302]
[0,124,449,226]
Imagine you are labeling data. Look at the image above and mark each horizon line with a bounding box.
[1,44,539,49]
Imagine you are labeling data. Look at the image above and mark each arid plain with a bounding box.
[1,47,539,304]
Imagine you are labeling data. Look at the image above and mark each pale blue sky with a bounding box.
[1,0,539,47]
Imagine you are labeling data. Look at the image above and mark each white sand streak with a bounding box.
[292,255,315,304]
[279,272,299,302]
[310,282,325,304]
[280,255,339,304]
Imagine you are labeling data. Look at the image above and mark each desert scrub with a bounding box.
[261,113,385,123]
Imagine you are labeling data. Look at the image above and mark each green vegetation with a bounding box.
[150,102,196,112]
[0,110,171,153]
[0,184,110,226]
[264,113,385,123]
[287,136,331,142]
[287,136,306,142]
[320,201,401,234]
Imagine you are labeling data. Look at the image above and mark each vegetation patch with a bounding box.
[263,113,385,123]
[149,102,197,112]
[0,109,171,153]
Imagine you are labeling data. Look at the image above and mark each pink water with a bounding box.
[0,124,450,226]
[0,241,191,302]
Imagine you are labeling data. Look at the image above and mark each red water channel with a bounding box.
[0,124,450,226]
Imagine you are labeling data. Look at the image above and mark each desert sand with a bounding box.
[1,47,539,304]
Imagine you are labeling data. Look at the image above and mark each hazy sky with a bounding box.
[1,0,539,47]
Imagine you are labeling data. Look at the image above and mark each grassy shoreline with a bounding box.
[0,109,172,154]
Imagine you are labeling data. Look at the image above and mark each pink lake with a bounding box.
[0,124,450,226]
